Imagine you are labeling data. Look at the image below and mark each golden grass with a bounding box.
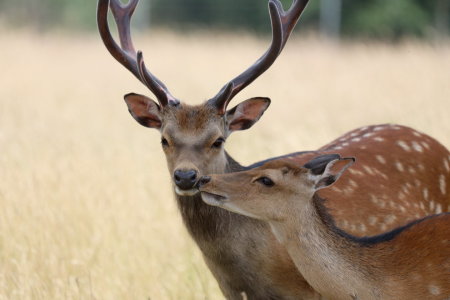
[0,29,449,299]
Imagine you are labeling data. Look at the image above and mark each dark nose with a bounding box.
[174,169,198,190]
[196,176,211,188]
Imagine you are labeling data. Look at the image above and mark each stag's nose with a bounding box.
[174,169,198,190]
[196,176,211,188]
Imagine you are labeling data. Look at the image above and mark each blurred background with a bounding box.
[0,1,449,300]
[0,0,449,40]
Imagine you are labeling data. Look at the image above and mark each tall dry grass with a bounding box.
[0,29,449,299]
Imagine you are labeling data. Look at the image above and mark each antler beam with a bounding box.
[97,0,179,107]
[209,0,310,114]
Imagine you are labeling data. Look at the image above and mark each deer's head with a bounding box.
[97,0,309,196]
[198,155,355,222]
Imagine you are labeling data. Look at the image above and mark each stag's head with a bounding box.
[97,0,309,196]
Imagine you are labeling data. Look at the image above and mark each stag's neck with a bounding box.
[269,195,381,300]
[175,151,246,243]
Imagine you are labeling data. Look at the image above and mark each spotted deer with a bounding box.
[97,0,450,299]
[198,155,450,300]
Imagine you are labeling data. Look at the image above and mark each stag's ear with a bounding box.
[303,155,355,191]
[226,97,270,132]
[124,93,162,129]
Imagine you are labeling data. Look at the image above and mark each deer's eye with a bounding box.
[212,138,225,149]
[161,137,169,147]
[256,177,274,187]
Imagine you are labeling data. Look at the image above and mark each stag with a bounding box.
[98,0,450,299]
[198,154,450,300]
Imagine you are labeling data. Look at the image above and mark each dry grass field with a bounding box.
[0,29,449,299]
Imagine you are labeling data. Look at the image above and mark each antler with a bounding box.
[208,0,310,114]
[97,0,179,107]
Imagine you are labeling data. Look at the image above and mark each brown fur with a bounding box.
[276,124,450,235]
[199,157,450,300]
[142,101,450,299]
[125,93,450,299]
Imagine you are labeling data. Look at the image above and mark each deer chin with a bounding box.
[175,187,200,197]
[200,191,228,206]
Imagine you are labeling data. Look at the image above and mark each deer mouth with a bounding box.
[200,191,228,206]
[175,186,200,197]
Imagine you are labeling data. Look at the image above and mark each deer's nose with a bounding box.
[196,176,211,188]
[174,169,198,190]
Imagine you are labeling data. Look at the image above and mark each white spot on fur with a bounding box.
[362,132,374,138]
[397,140,411,151]
[398,192,406,200]
[395,161,404,172]
[429,201,435,211]
[411,141,423,153]
[359,126,369,131]
[368,216,378,225]
[342,142,349,147]
[413,131,421,137]
[373,137,385,142]
[351,137,361,142]
[374,169,389,180]
[359,145,367,150]
[358,224,367,232]
[417,164,425,172]
[436,203,442,214]
[376,155,386,164]
[401,185,410,194]
[390,125,401,130]
[384,215,396,224]
[421,141,430,150]
[423,188,429,200]
[364,166,375,175]
[331,186,342,193]
[419,202,425,210]
[398,205,406,213]
[350,132,359,137]
[414,179,422,187]
[439,175,446,195]
[408,166,416,174]
[348,180,358,188]
[444,158,450,173]
[369,194,379,205]
[428,285,441,295]
[333,146,343,150]
[348,168,364,176]
[373,126,385,131]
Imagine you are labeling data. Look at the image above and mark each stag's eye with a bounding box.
[211,138,225,149]
[256,177,275,187]
[161,137,169,147]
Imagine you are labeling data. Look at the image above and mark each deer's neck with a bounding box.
[269,195,381,300]
[175,151,246,242]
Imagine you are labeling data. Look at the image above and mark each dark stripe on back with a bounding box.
[313,194,450,246]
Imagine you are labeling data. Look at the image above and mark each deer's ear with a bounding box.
[124,93,162,129]
[303,155,355,191]
[226,97,270,132]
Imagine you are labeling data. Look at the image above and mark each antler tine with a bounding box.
[209,0,309,115]
[109,0,138,55]
[97,0,179,107]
